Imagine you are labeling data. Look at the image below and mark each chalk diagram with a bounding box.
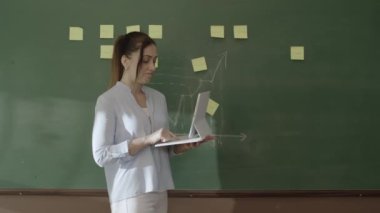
[151,51,247,145]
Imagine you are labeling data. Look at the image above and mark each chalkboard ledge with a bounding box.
[1,189,380,197]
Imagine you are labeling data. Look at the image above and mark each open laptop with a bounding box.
[154,91,212,147]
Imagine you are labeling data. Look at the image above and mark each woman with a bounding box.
[92,32,204,213]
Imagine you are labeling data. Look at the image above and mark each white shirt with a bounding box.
[92,82,174,203]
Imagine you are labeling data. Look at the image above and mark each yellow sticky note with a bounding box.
[191,57,207,72]
[210,25,224,38]
[100,45,113,59]
[234,25,248,39]
[290,46,305,60]
[100,25,114,39]
[207,99,219,116]
[69,27,83,41]
[126,25,140,33]
[149,25,163,39]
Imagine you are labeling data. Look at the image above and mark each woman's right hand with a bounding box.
[145,128,176,145]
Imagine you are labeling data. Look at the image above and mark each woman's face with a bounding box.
[122,44,157,85]
[135,44,158,85]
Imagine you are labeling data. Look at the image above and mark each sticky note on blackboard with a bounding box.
[207,99,219,116]
[233,25,248,39]
[100,25,114,39]
[100,45,113,59]
[149,25,163,39]
[69,27,83,41]
[290,46,304,60]
[191,57,207,72]
[126,25,140,33]
[210,25,224,38]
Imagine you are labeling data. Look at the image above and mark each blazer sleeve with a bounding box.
[92,96,134,167]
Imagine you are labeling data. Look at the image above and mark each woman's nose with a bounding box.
[150,61,156,71]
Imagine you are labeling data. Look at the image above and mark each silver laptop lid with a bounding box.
[188,91,212,138]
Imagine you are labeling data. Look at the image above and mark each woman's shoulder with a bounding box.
[96,84,122,103]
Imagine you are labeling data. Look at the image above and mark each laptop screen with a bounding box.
[188,91,212,138]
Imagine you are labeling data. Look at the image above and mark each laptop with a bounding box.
[154,91,212,147]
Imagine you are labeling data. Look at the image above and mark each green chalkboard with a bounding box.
[1,0,379,189]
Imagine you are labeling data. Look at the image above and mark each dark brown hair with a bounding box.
[110,32,156,87]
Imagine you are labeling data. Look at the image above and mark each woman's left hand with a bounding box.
[173,135,214,154]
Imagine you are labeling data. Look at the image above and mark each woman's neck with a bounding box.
[120,76,143,95]
[120,76,147,107]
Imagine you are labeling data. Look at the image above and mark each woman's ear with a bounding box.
[121,55,129,70]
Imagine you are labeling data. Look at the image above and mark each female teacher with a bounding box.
[92,32,207,213]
